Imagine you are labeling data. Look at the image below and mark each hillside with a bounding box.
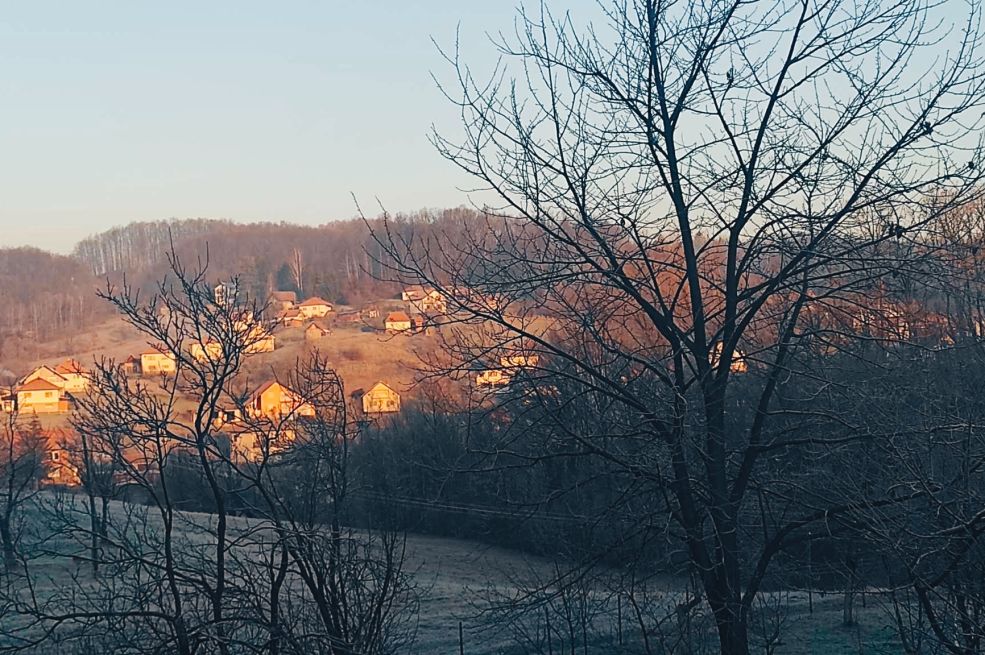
[1,209,490,362]
[4,305,436,430]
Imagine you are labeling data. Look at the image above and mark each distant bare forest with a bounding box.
[0,208,483,351]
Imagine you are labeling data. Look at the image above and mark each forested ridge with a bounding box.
[0,208,482,351]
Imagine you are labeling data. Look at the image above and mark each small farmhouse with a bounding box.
[401,286,427,302]
[358,382,400,414]
[304,322,331,341]
[250,381,315,419]
[141,347,177,376]
[385,311,412,333]
[297,297,333,319]
[335,311,361,325]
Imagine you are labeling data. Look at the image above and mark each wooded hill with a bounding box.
[0,208,484,356]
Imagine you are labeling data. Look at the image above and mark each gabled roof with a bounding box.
[386,311,411,323]
[270,291,297,302]
[23,365,66,383]
[254,380,294,397]
[18,378,62,392]
[124,355,141,364]
[55,359,87,375]
[299,297,332,307]
[368,381,397,395]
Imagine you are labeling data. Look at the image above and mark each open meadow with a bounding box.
[0,492,913,655]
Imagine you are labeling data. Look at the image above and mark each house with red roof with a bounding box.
[53,359,90,392]
[16,378,70,414]
[384,311,412,333]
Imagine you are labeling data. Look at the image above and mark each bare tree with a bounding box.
[290,247,304,297]
[0,412,48,573]
[371,0,985,652]
[0,250,418,654]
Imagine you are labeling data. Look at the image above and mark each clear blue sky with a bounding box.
[0,1,589,253]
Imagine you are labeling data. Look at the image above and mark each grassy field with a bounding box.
[11,493,915,655]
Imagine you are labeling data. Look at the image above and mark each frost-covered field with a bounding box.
[11,494,908,654]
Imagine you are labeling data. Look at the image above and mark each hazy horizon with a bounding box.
[0,1,596,253]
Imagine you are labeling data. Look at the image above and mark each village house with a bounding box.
[297,297,333,319]
[401,286,427,302]
[384,311,412,333]
[221,425,299,463]
[476,368,511,387]
[250,381,315,419]
[403,286,446,314]
[357,382,401,414]
[190,340,224,363]
[304,322,331,341]
[16,378,69,414]
[53,359,89,393]
[18,360,90,397]
[21,365,68,389]
[122,355,142,376]
[141,347,177,376]
[269,290,297,312]
[277,307,304,325]
[42,428,81,487]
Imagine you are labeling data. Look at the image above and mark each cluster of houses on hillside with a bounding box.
[212,379,402,462]
[271,291,384,330]
[0,359,89,414]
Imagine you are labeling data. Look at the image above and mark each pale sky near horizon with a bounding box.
[0,1,595,253]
